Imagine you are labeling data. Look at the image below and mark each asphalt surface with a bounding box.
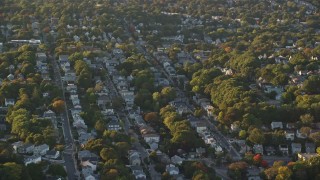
[51,55,78,180]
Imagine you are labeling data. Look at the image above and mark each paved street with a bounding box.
[50,54,78,180]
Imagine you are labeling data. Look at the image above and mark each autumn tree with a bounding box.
[228,161,248,179]
[248,128,265,144]
[52,99,65,113]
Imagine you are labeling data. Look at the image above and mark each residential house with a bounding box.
[96,95,111,108]
[142,133,160,144]
[81,158,98,171]
[194,121,207,133]
[166,164,179,175]
[61,61,71,72]
[83,173,96,180]
[4,98,15,106]
[105,58,119,70]
[45,150,60,159]
[253,144,264,155]
[24,155,41,166]
[79,132,94,146]
[261,83,283,100]
[82,166,96,180]
[101,109,115,116]
[286,123,296,130]
[247,167,262,180]
[285,130,295,141]
[72,114,87,129]
[279,144,289,155]
[196,147,206,157]
[271,122,283,130]
[63,70,76,82]
[133,115,145,126]
[148,141,158,150]
[120,90,135,109]
[12,141,24,153]
[66,84,78,93]
[265,146,276,156]
[298,153,319,161]
[36,52,47,62]
[107,120,121,131]
[59,55,69,64]
[129,151,141,166]
[296,129,308,139]
[43,110,56,118]
[33,144,49,156]
[117,81,128,91]
[78,150,99,162]
[171,155,184,165]
[291,143,302,154]
[130,166,146,180]
[18,143,34,154]
[230,122,240,132]
[70,94,80,105]
[0,124,6,131]
[305,143,316,153]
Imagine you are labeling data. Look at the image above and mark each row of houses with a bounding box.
[11,141,59,165]
[253,142,316,156]
[59,55,97,179]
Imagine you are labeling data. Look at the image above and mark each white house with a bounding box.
[12,141,24,153]
[81,160,97,171]
[166,164,179,175]
[24,155,41,166]
[131,166,146,179]
[279,144,289,155]
[285,130,295,141]
[296,129,308,139]
[33,144,49,156]
[43,110,56,118]
[5,98,15,106]
[142,134,160,143]
[195,121,207,133]
[271,122,283,130]
[171,155,184,165]
[107,120,122,131]
[129,151,141,166]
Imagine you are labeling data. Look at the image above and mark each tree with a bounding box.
[300,114,314,126]
[253,154,263,165]
[144,112,160,125]
[192,170,210,180]
[276,166,292,180]
[264,161,285,179]
[239,130,247,139]
[0,162,24,180]
[26,163,45,180]
[95,120,106,134]
[47,164,67,177]
[228,161,248,180]
[52,99,65,113]
[161,87,176,101]
[248,128,265,144]
[115,142,130,157]
[302,75,320,94]
[309,132,320,145]
[100,147,117,161]
[84,138,106,153]
[104,169,119,179]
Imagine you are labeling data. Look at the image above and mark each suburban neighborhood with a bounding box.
[0,0,320,180]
